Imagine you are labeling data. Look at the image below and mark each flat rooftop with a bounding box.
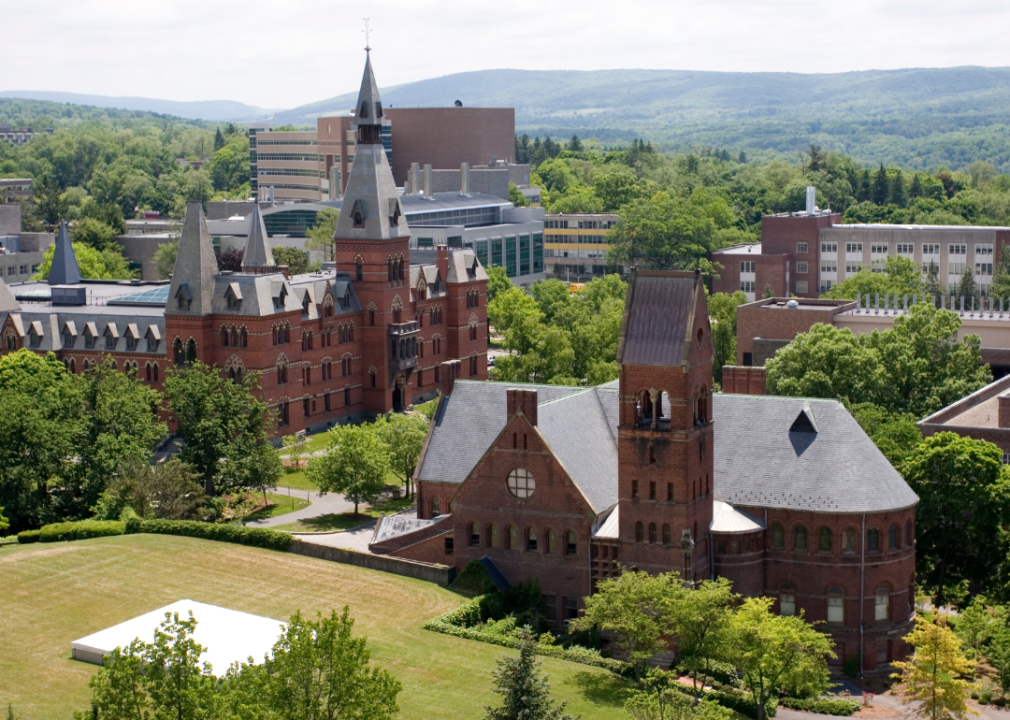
[714,242,762,255]
[71,599,285,674]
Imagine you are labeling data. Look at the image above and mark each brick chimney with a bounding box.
[999,391,1010,428]
[506,388,538,426]
[437,244,448,281]
[439,359,461,397]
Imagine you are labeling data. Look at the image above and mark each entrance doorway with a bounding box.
[392,386,403,412]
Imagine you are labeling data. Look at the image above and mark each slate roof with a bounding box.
[49,221,81,286]
[617,270,699,368]
[168,202,219,315]
[242,203,275,269]
[445,249,488,285]
[2,308,165,353]
[0,275,20,312]
[416,381,918,519]
[710,501,765,533]
[713,394,918,513]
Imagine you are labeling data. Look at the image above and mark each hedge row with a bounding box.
[780,697,859,716]
[17,518,291,552]
[669,682,778,720]
[423,601,630,675]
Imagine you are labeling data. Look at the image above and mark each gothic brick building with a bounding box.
[0,52,488,434]
[379,269,917,673]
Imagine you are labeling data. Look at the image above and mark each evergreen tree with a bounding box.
[990,245,1010,305]
[763,284,774,299]
[515,134,530,164]
[956,265,977,302]
[542,137,560,159]
[686,155,699,174]
[807,143,827,172]
[484,629,574,720]
[859,169,872,203]
[566,134,583,152]
[213,128,225,152]
[872,164,890,205]
[909,174,924,200]
[889,170,908,208]
[924,261,944,299]
[738,150,747,164]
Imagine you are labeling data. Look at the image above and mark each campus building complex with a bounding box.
[373,268,918,672]
[712,195,1010,302]
[544,212,620,280]
[0,52,489,436]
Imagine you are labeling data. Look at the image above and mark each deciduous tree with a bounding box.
[375,412,429,499]
[307,423,389,514]
[892,615,978,720]
[306,208,339,262]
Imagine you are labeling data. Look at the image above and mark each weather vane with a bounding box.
[363,18,372,52]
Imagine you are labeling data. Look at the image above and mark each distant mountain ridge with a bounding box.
[0,91,275,122]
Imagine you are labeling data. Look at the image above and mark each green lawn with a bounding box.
[240,492,311,522]
[272,495,416,533]
[0,535,632,720]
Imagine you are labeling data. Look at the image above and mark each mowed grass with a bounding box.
[0,535,632,720]
[240,492,312,522]
[273,496,416,532]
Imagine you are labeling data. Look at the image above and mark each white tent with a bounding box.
[71,599,285,675]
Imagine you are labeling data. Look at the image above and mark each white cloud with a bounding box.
[4,0,1009,109]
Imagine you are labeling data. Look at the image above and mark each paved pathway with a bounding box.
[291,507,419,553]
[243,487,356,528]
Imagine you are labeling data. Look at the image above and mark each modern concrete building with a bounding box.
[919,375,1010,463]
[544,212,620,280]
[1,178,33,204]
[712,194,1010,301]
[0,125,50,146]
[0,205,52,284]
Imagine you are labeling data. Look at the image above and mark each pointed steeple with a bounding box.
[334,50,405,243]
[168,202,219,315]
[0,275,21,312]
[48,221,82,286]
[241,202,276,273]
[351,50,383,134]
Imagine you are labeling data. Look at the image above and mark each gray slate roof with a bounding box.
[0,276,20,312]
[49,221,81,286]
[417,381,918,518]
[445,249,488,285]
[242,203,275,269]
[713,394,918,513]
[168,202,219,315]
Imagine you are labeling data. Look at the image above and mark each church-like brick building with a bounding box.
[0,52,488,434]
[378,269,918,673]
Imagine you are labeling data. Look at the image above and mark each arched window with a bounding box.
[508,525,519,550]
[186,339,196,363]
[648,522,657,544]
[794,525,808,550]
[356,260,363,282]
[469,522,480,547]
[173,338,184,365]
[635,522,644,543]
[565,530,577,556]
[843,527,857,553]
[507,468,535,499]
[779,584,796,616]
[153,363,159,382]
[527,527,537,552]
[431,496,440,517]
[818,527,832,552]
[276,358,288,385]
[487,523,499,548]
[662,523,671,545]
[827,587,845,623]
[771,523,784,548]
[889,524,900,550]
[867,528,880,552]
[546,529,557,554]
[875,585,890,622]
[69,358,76,374]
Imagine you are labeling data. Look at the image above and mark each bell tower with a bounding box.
[332,48,416,412]
[615,269,713,582]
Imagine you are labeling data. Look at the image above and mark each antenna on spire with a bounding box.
[363,18,372,52]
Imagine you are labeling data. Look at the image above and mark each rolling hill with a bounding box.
[0,91,274,122]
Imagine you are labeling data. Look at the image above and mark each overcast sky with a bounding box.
[6,0,1009,110]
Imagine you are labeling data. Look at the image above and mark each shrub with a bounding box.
[39,520,125,542]
[140,519,291,551]
[842,653,860,678]
[780,697,859,716]
[119,507,142,534]
[449,559,498,596]
[708,690,778,719]
[17,530,41,544]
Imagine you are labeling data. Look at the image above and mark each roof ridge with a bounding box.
[717,392,841,406]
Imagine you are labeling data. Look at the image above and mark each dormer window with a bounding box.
[375,101,382,118]
[389,199,401,227]
[225,283,242,310]
[62,322,76,349]
[175,284,192,311]
[351,200,365,229]
[146,326,160,352]
[28,322,42,349]
[359,101,369,119]
[104,325,118,350]
[85,324,97,349]
[272,285,288,311]
[302,295,310,317]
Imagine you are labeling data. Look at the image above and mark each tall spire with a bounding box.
[168,202,219,315]
[334,49,404,243]
[48,221,82,286]
[241,202,276,273]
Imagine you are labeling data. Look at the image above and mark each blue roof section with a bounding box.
[107,286,170,306]
[479,557,511,591]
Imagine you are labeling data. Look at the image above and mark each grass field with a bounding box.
[240,492,312,522]
[0,535,632,720]
[272,495,416,532]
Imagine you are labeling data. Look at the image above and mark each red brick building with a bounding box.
[0,52,488,436]
[378,269,918,672]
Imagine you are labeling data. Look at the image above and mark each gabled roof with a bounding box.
[445,249,488,285]
[48,221,81,286]
[168,202,218,315]
[617,269,699,367]
[713,394,918,513]
[242,203,275,269]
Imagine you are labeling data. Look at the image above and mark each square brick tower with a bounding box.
[332,49,417,412]
[616,269,714,582]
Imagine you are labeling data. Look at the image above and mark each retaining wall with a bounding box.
[289,538,456,585]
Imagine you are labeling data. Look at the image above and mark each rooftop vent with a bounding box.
[789,405,818,434]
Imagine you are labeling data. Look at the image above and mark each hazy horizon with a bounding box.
[8,0,1010,109]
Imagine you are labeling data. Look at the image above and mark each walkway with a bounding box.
[292,507,419,554]
[243,488,356,529]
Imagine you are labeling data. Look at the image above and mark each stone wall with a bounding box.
[289,538,456,585]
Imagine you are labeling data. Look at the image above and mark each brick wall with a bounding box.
[721,366,766,395]
[735,299,854,365]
